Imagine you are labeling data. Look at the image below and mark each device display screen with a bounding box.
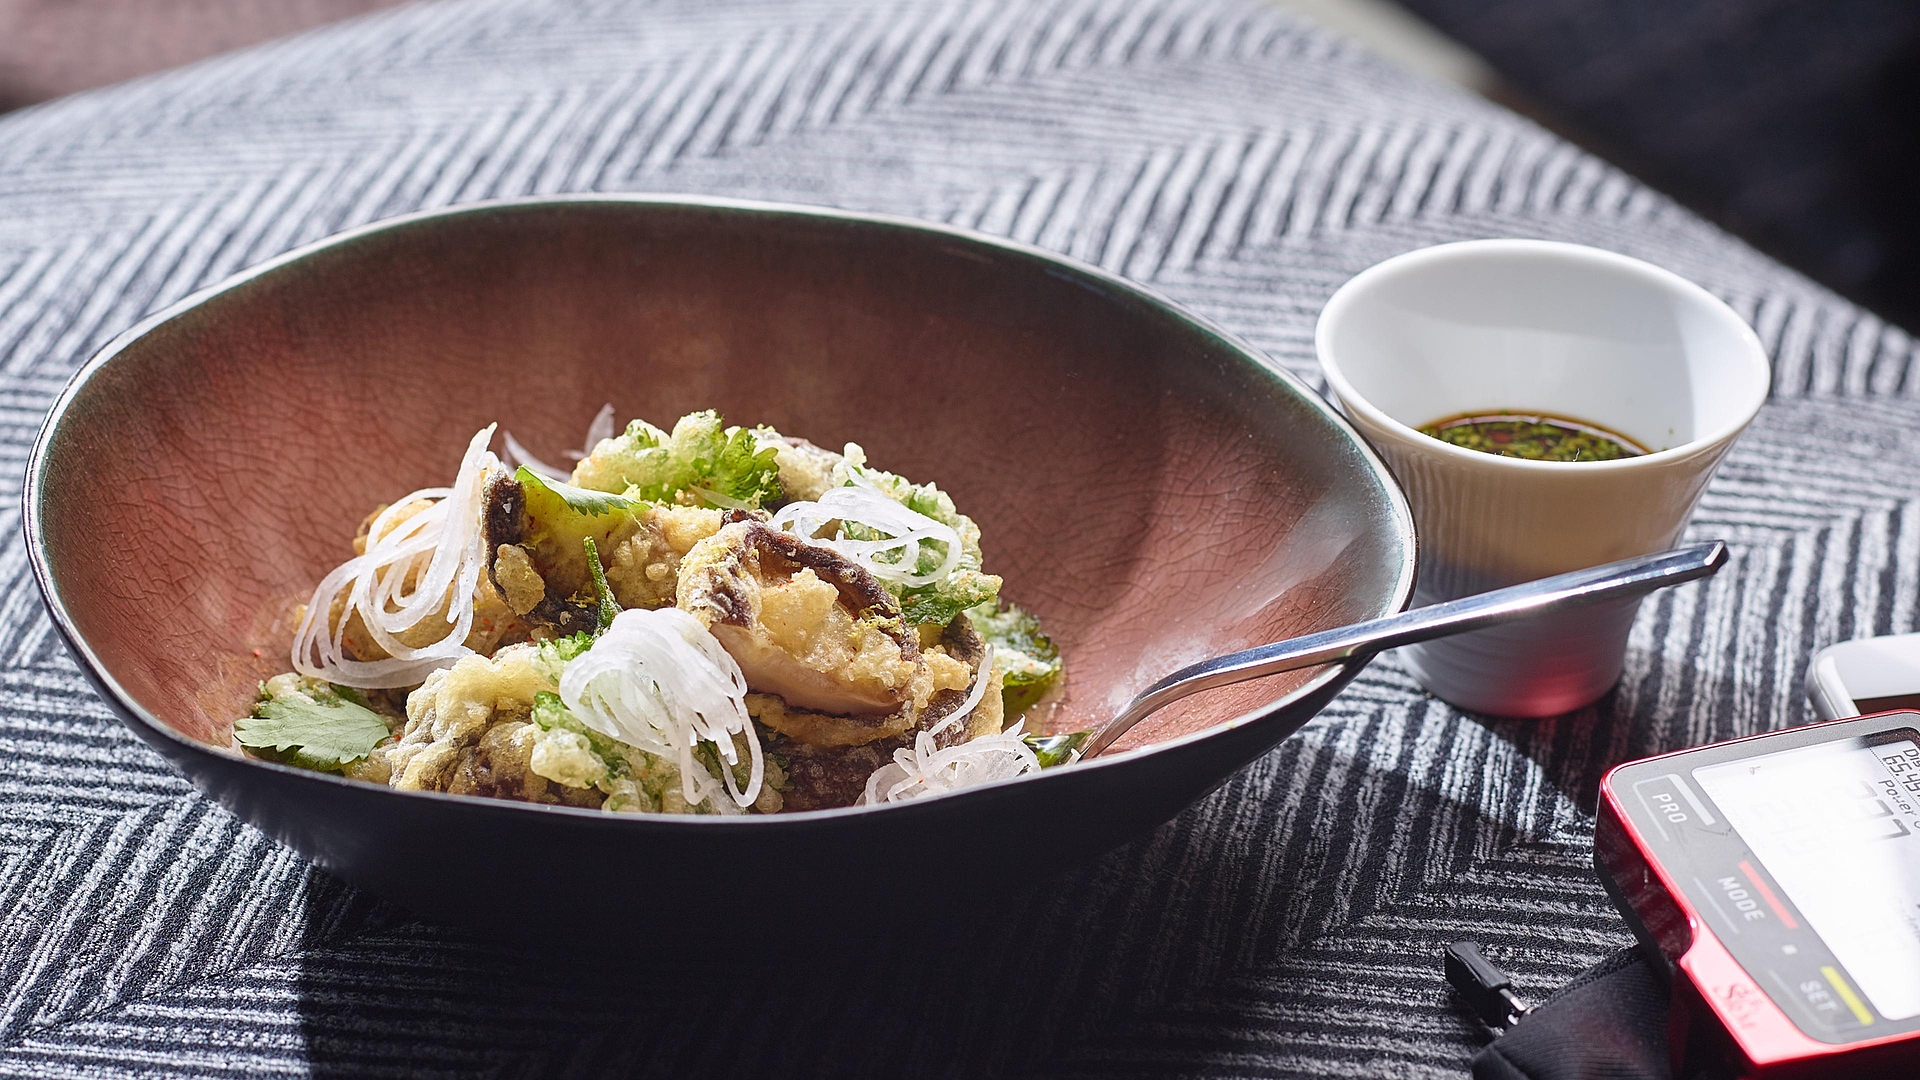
[1694,733,1920,1022]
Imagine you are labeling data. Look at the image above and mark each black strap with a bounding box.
[1471,947,1675,1080]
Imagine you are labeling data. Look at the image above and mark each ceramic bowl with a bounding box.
[26,196,1415,938]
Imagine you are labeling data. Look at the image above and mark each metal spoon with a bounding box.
[1080,540,1729,759]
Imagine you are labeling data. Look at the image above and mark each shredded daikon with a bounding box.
[499,402,618,480]
[559,608,763,811]
[860,646,1040,804]
[291,426,500,688]
[577,403,616,460]
[928,644,995,741]
[769,484,963,587]
[501,430,567,481]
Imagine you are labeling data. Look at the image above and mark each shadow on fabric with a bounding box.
[288,727,1547,1078]
[1472,649,1775,822]
[290,831,1209,1078]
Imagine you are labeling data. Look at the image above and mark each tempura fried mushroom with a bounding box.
[769,614,1003,811]
[444,720,600,807]
[748,613,989,746]
[677,521,934,717]
[774,737,903,812]
[774,690,1003,811]
[931,613,1005,740]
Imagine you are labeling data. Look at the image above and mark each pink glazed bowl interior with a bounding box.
[33,198,1415,768]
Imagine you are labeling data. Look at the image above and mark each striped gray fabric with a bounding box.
[1,1,1916,1076]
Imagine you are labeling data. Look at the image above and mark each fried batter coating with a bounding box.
[482,470,731,630]
[602,503,727,610]
[492,544,546,615]
[677,521,932,717]
[377,644,595,807]
[771,437,844,502]
[746,647,974,747]
[766,614,1004,810]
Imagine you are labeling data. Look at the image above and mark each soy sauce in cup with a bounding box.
[1418,411,1649,462]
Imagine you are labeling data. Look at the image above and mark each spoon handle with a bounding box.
[1081,540,1729,759]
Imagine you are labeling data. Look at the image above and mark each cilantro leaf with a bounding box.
[516,466,637,517]
[965,600,1064,713]
[236,693,390,771]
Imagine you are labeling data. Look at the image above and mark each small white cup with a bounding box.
[1316,240,1769,717]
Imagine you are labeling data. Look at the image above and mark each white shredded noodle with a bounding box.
[291,426,501,688]
[559,608,764,811]
[499,402,618,478]
[769,484,963,588]
[576,403,616,461]
[860,646,1040,804]
[928,644,995,741]
[500,429,567,481]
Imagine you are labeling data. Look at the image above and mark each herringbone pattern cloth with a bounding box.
[2,1,1915,1076]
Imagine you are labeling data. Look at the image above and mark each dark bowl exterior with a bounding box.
[69,637,1366,940]
[26,196,1415,937]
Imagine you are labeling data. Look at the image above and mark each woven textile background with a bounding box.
[3,1,1917,1076]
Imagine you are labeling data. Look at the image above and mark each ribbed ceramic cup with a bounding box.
[1316,239,1769,716]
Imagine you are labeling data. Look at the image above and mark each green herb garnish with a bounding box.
[899,571,1003,627]
[540,632,595,666]
[235,693,390,771]
[581,535,620,632]
[839,462,1003,626]
[965,600,1064,713]
[571,409,782,508]
[516,466,637,517]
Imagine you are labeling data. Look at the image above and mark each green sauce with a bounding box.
[1417,412,1646,462]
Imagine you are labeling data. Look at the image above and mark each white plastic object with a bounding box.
[1807,632,1920,721]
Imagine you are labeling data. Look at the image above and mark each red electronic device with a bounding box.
[1597,712,1920,1078]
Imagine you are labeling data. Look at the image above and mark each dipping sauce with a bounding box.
[1418,411,1648,462]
